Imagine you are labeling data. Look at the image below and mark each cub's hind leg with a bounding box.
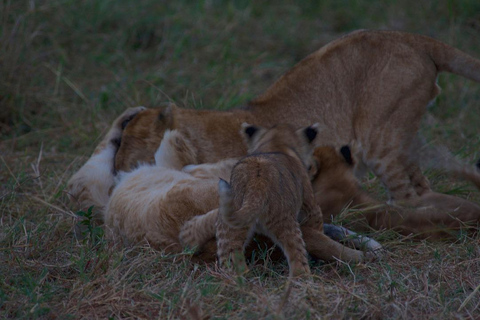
[365,141,434,202]
[358,80,440,203]
[299,197,372,263]
[179,209,218,250]
[374,154,431,200]
[302,226,369,262]
[262,217,311,277]
[364,145,420,203]
[216,217,251,275]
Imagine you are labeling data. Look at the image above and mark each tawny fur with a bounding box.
[113,30,480,206]
[215,123,365,277]
[67,106,146,223]
[104,129,237,257]
[67,30,480,251]
[68,110,377,265]
[311,145,480,239]
[181,145,480,248]
[106,105,480,239]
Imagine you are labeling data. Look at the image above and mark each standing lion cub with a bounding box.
[216,123,323,277]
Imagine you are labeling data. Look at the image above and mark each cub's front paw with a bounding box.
[182,164,199,174]
[182,165,209,178]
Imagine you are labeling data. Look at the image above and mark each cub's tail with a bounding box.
[218,178,264,229]
[421,34,480,83]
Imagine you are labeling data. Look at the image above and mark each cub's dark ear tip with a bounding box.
[121,113,140,130]
[340,145,353,166]
[476,158,480,170]
[245,126,258,138]
[111,137,122,148]
[304,127,318,142]
[121,118,132,130]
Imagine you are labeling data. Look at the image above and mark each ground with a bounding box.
[1,1,480,319]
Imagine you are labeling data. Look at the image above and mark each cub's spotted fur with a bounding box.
[216,123,364,277]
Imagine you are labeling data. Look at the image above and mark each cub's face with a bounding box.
[309,145,358,190]
[114,106,174,172]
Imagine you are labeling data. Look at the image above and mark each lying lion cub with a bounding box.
[104,128,237,256]
[71,108,375,263]
[216,123,324,276]
[311,145,480,239]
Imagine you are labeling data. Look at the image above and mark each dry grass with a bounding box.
[1,1,480,319]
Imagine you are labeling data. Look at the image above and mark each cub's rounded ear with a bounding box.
[304,123,320,143]
[159,103,178,127]
[121,118,132,130]
[241,122,259,139]
[340,145,354,166]
[119,106,147,130]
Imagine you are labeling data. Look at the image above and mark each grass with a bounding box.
[1,0,480,318]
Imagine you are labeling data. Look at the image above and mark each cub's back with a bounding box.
[230,153,306,212]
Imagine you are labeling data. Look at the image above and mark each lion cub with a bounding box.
[216,123,321,277]
[311,145,480,239]
[104,129,238,256]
